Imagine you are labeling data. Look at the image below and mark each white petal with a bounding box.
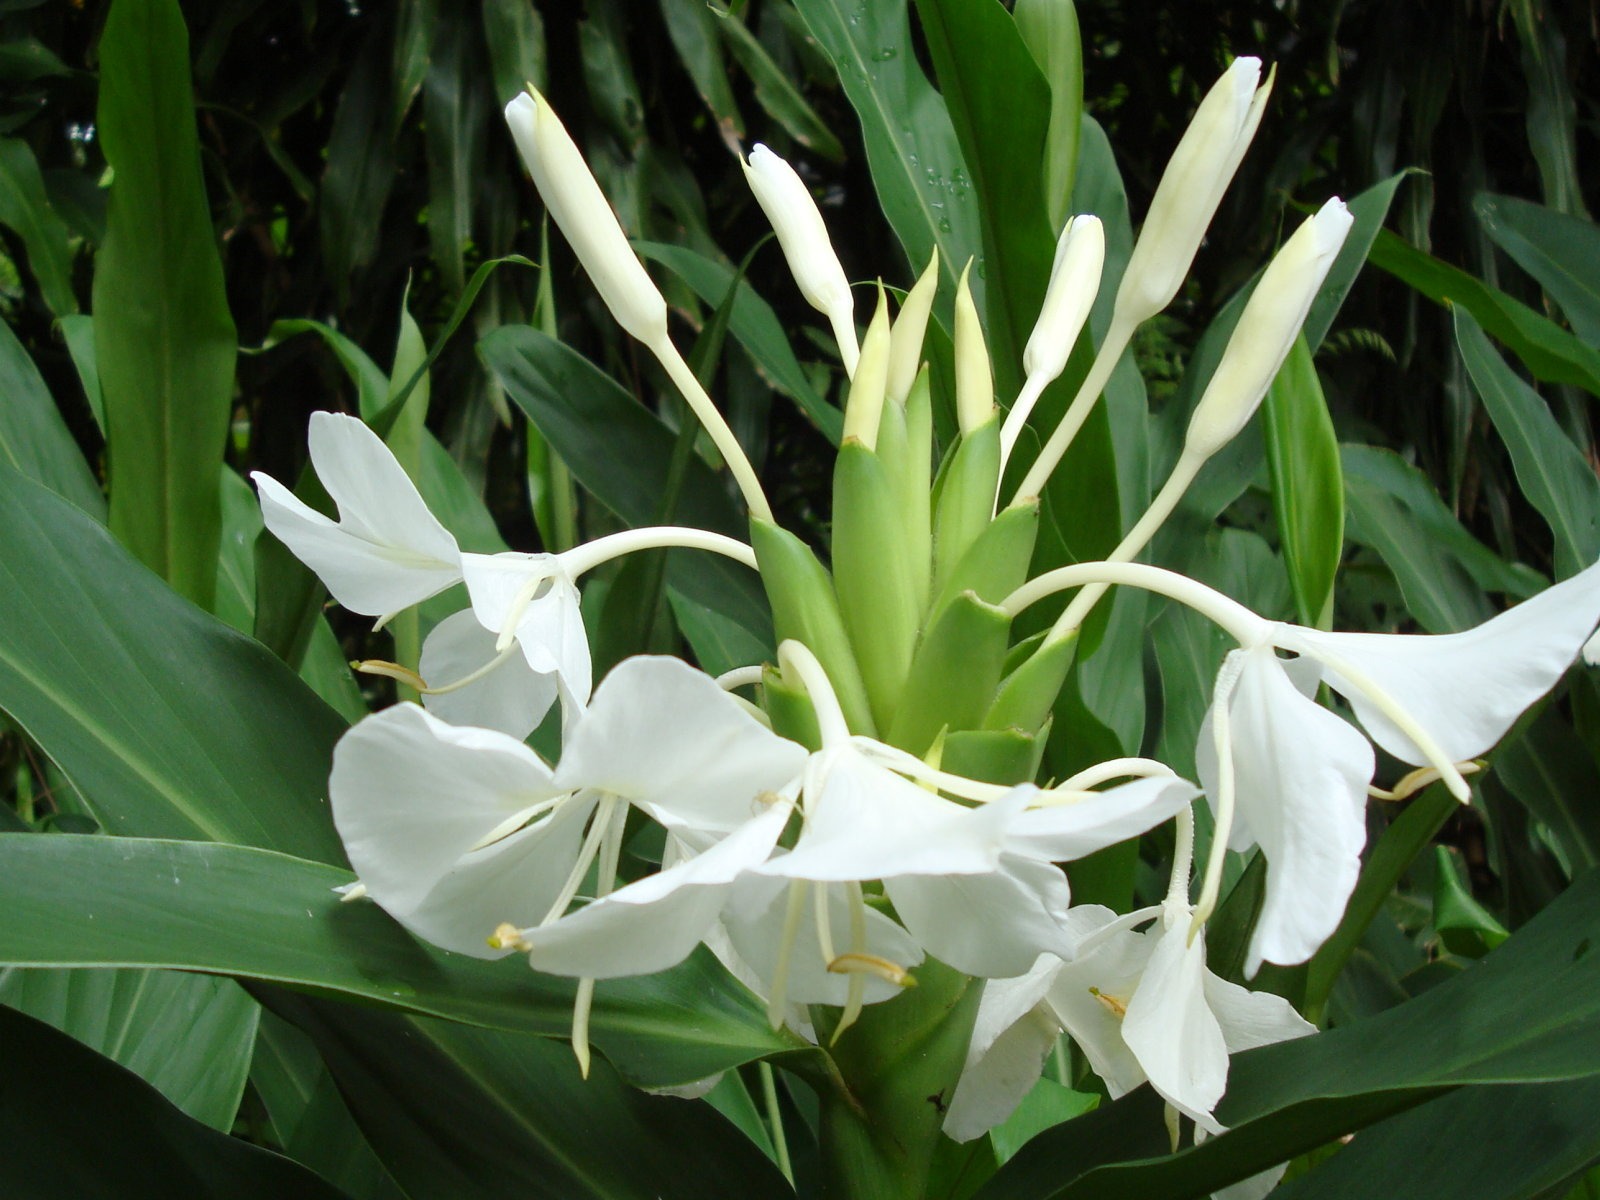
[1045,926,1157,1099]
[1122,919,1228,1125]
[1283,558,1600,764]
[885,855,1076,977]
[419,609,557,739]
[944,999,1062,1143]
[555,656,807,832]
[1202,972,1316,1055]
[460,552,593,704]
[1006,777,1199,862]
[521,798,791,978]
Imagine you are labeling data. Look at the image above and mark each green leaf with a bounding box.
[421,8,487,295]
[0,464,345,862]
[1301,171,1410,351]
[979,869,1600,1198]
[1492,705,1600,873]
[57,312,105,432]
[0,967,258,1131]
[94,0,237,610]
[481,325,772,645]
[660,0,743,142]
[0,318,102,518]
[481,0,547,104]
[0,833,801,1089]
[1455,305,1600,577]
[320,38,396,296]
[0,1003,350,1199]
[1432,846,1509,957]
[1475,191,1600,346]
[1369,226,1600,399]
[714,6,843,162]
[1263,336,1342,627]
[1012,0,1082,233]
[0,136,78,316]
[391,0,433,126]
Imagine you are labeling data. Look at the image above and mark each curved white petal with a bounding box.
[885,855,1076,978]
[521,798,791,978]
[1006,777,1199,862]
[253,414,460,616]
[1283,558,1600,764]
[1202,972,1315,1055]
[1045,924,1156,1099]
[555,656,807,832]
[460,552,593,705]
[1202,649,1373,975]
[419,609,557,739]
[1122,918,1228,1127]
[944,998,1062,1143]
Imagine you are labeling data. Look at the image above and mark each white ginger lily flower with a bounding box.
[944,902,1312,1143]
[252,411,461,621]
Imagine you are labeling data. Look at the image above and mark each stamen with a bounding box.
[571,977,596,1079]
[467,796,566,854]
[353,659,429,692]
[851,738,1014,803]
[540,796,618,926]
[827,953,917,988]
[831,883,871,1044]
[334,881,367,902]
[1368,761,1483,802]
[766,881,809,1029]
[813,881,836,965]
[494,573,553,653]
[487,922,532,952]
[1058,757,1177,791]
[1088,986,1128,1019]
[421,642,523,696]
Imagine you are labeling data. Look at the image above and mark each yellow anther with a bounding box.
[487,923,532,953]
[1089,986,1128,1019]
[826,953,917,988]
[1368,760,1484,802]
[352,659,429,692]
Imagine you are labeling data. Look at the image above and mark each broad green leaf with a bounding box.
[636,239,841,443]
[0,967,257,1131]
[1475,191,1600,346]
[0,136,77,316]
[914,0,1055,397]
[0,464,345,862]
[978,869,1600,1198]
[94,0,237,610]
[0,318,102,517]
[0,834,802,1089]
[1369,226,1600,399]
[264,991,794,1200]
[0,1003,350,1199]
[481,325,772,646]
[1455,306,1600,578]
[790,0,982,312]
[1263,336,1342,627]
[714,6,843,161]
[1432,846,1509,957]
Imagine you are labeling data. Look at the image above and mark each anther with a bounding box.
[487,923,532,952]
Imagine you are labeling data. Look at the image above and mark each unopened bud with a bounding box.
[1023,215,1105,385]
[954,260,994,435]
[1185,198,1352,459]
[1115,57,1273,326]
[843,285,892,449]
[504,92,668,344]
[743,143,860,375]
[887,248,940,405]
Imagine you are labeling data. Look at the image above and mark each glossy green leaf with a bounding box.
[0,967,257,1131]
[0,1003,350,1200]
[0,833,801,1089]
[0,464,345,862]
[715,6,843,161]
[94,0,237,610]
[1475,191,1600,345]
[0,136,77,316]
[886,591,1012,756]
[979,870,1600,1198]
[1432,846,1509,957]
[1455,305,1600,577]
[0,318,101,517]
[481,325,772,643]
[1263,336,1342,627]
[1492,705,1600,874]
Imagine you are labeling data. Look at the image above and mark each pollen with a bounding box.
[1089,986,1128,1019]
[487,923,532,952]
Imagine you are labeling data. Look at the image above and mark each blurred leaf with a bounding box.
[264,318,389,418]
[1302,171,1409,351]
[979,869,1600,1197]
[1264,336,1342,627]
[661,0,744,145]
[1493,704,1600,874]
[714,6,843,161]
[482,0,547,103]
[1432,846,1509,957]
[215,466,260,633]
[637,239,840,443]
[1369,226,1600,399]
[0,137,77,316]
[94,0,237,610]
[422,8,487,295]
[1476,191,1600,345]
[1455,305,1600,578]
[0,318,102,517]
[1012,0,1082,233]
[0,833,803,1089]
[391,0,434,126]
[481,325,772,646]
[0,464,345,862]
[321,38,397,296]
[0,1004,350,1200]
[57,313,104,432]
[0,35,67,82]
[0,967,257,1131]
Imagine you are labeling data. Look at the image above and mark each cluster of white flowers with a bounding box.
[254,57,1600,1142]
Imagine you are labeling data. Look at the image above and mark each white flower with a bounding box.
[251,412,460,621]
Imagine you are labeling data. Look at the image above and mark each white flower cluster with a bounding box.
[254,58,1600,1141]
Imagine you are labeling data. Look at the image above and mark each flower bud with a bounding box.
[887,248,939,405]
[504,91,667,345]
[1185,198,1352,459]
[743,143,860,375]
[1022,215,1105,385]
[843,285,892,449]
[954,260,994,436]
[1115,58,1273,326]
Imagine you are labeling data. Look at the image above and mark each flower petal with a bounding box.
[1045,923,1157,1099]
[419,609,558,739]
[1006,776,1199,862]
[1202,972,1315,1055]
[885,854,1076,977]
[1283,558,1600,764]
[944,1001,1062,1142]
[460,551,593,704]
[1122,919,1228,1127]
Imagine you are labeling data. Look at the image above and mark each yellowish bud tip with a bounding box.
[842,283,892,449]
[953,259,994,435]
[887,246,940,404]
[487,923,533,953]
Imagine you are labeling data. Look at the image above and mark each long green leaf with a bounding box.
[1475,191,1600,346]
[1263,336,1342,627]
[93,0,237,610]
[0,464,345,862]
[0,318,102,517]
[715,6,843,161]
[0,137,78,317]
[0,834,802,1089]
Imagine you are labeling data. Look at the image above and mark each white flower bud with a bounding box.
[1115,58,1273,326]
[954,260,994,436]
[1022,215,1105,385]
[743,143,859,375]
[504,91,667,345]
[1185,198,1353,459]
